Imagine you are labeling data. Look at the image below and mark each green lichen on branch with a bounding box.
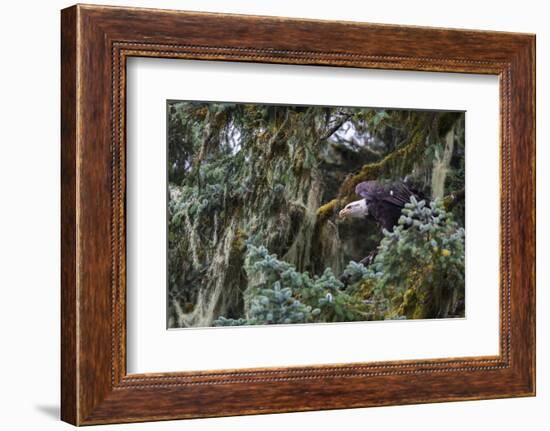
[339,121,430,197]
[316,198,340,222]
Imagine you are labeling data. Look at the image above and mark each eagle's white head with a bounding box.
[338,199,368,219]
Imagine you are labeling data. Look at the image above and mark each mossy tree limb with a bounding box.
[316,119,430,222]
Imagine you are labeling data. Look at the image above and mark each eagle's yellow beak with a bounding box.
[338,208,349,219]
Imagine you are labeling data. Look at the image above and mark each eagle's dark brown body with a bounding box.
[355,180,425,231]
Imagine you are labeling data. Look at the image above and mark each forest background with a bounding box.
[167,102,466,328]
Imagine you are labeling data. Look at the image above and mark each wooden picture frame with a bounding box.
[61,4,535,425]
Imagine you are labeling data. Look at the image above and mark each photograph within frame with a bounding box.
[167,100,466,329]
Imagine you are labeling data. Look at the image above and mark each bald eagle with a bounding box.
[339,180,425,231]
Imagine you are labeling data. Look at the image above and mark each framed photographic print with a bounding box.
[61,4,535,425]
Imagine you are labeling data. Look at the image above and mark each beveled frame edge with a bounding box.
[61,4,535,426]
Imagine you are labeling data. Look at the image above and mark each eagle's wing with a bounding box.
[380,182,417,207]
[355,181,378,200]
[355,180,419,205]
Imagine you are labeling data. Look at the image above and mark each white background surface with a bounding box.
[127,59,499,373]
[0,0,547,430]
